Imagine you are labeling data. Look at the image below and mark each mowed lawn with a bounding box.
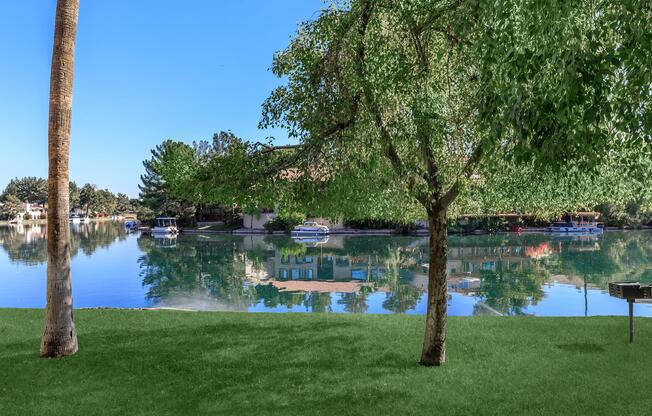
[1,310,651,416]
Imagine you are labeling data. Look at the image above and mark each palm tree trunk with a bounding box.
[40,0,79,358]
[420,208,448,366]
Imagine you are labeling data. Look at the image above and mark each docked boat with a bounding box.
[152,217,179,235]
[124,220,139,232]
[545,212,603,234]
[71,215,90,223]
[291,221,329,237]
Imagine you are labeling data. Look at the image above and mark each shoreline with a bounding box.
[178,226,652,236]
[1,306,652,314]
[3,220,651,236]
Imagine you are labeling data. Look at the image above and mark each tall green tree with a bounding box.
[257,0,649,365]
[0,194,25,221]
[1,178,106,212]
[95,189,117,215]
[69,181,80,209]
[139,140,196,220]
[156,132,283,214]
[41,0,79,358]
[1,177,48,204]
[115,193,132,214]
[75,183,127,216]
[79,183,98,215]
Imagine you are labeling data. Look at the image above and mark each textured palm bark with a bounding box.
[420,209,448,366]
[40,0,79,358]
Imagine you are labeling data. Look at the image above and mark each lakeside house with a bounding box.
[8,203,48,221]
[242,211,277,230]
[23,203,47,220]
[2,202,101,222]
[234,165,346,231]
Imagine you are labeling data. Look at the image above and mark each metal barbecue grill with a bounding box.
[608,282,652,343]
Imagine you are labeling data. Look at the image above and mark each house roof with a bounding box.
[272,281,364,293]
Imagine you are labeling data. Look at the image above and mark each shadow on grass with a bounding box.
[556,342,606,353]
[1,318,418,415]
[4,313,652,415]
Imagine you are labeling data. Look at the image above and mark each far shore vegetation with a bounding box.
[3,171,652,232]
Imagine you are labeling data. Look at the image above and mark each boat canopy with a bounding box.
[155,217,177,227]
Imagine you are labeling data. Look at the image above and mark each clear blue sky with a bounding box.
[0,0,324,197]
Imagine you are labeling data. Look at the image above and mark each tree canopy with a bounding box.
[256,0,651,366]
[139,140,198,220]
[137,0,650,365]
[256,0,650,220]
[1,177,48,204]
[149,0,650,222]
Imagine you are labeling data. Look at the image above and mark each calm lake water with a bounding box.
[1,222,652,316]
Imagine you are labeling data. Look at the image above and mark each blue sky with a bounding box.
[0,0,324,197]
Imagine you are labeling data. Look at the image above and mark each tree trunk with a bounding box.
[40,0,79,358]
[420,208,448,366]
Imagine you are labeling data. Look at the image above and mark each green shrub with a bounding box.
[344,219,417,234]
[264,212,306,233]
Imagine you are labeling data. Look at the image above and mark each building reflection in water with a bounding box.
[136,231,643,315]
[3,221,652,315]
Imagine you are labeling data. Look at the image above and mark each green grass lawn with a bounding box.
[1,310,651,416]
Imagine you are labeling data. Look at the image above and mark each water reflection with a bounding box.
[1,223,652,316]
[0,222,128,266]
[137,234,255,311]
[133,232,652,315]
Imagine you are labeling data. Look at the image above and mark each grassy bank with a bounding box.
[1,310,651,415]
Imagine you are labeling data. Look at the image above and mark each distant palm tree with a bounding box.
[40,0,80,358]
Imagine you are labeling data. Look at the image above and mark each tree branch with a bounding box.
[256,144,303,155]
[439,142,483,208]
[407,18,445,206]
[354,0,428,200]
[418,0,465,32]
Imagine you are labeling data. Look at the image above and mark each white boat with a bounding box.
[545,212,603,234]
[70,215,82,224]
[291,235,329,246]
[546,224,603,234]
[291,221,329,237]
[152,217,179,235]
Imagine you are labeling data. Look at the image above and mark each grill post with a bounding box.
[629,299,634,343]
[608,282,651,343]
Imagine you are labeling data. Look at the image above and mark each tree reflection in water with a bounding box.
[137,235,256,311]
[0,222,128,266]
[380,245,423,313]
[137,234,428,313]
[3,222,652,315]
[475,267,548,315]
